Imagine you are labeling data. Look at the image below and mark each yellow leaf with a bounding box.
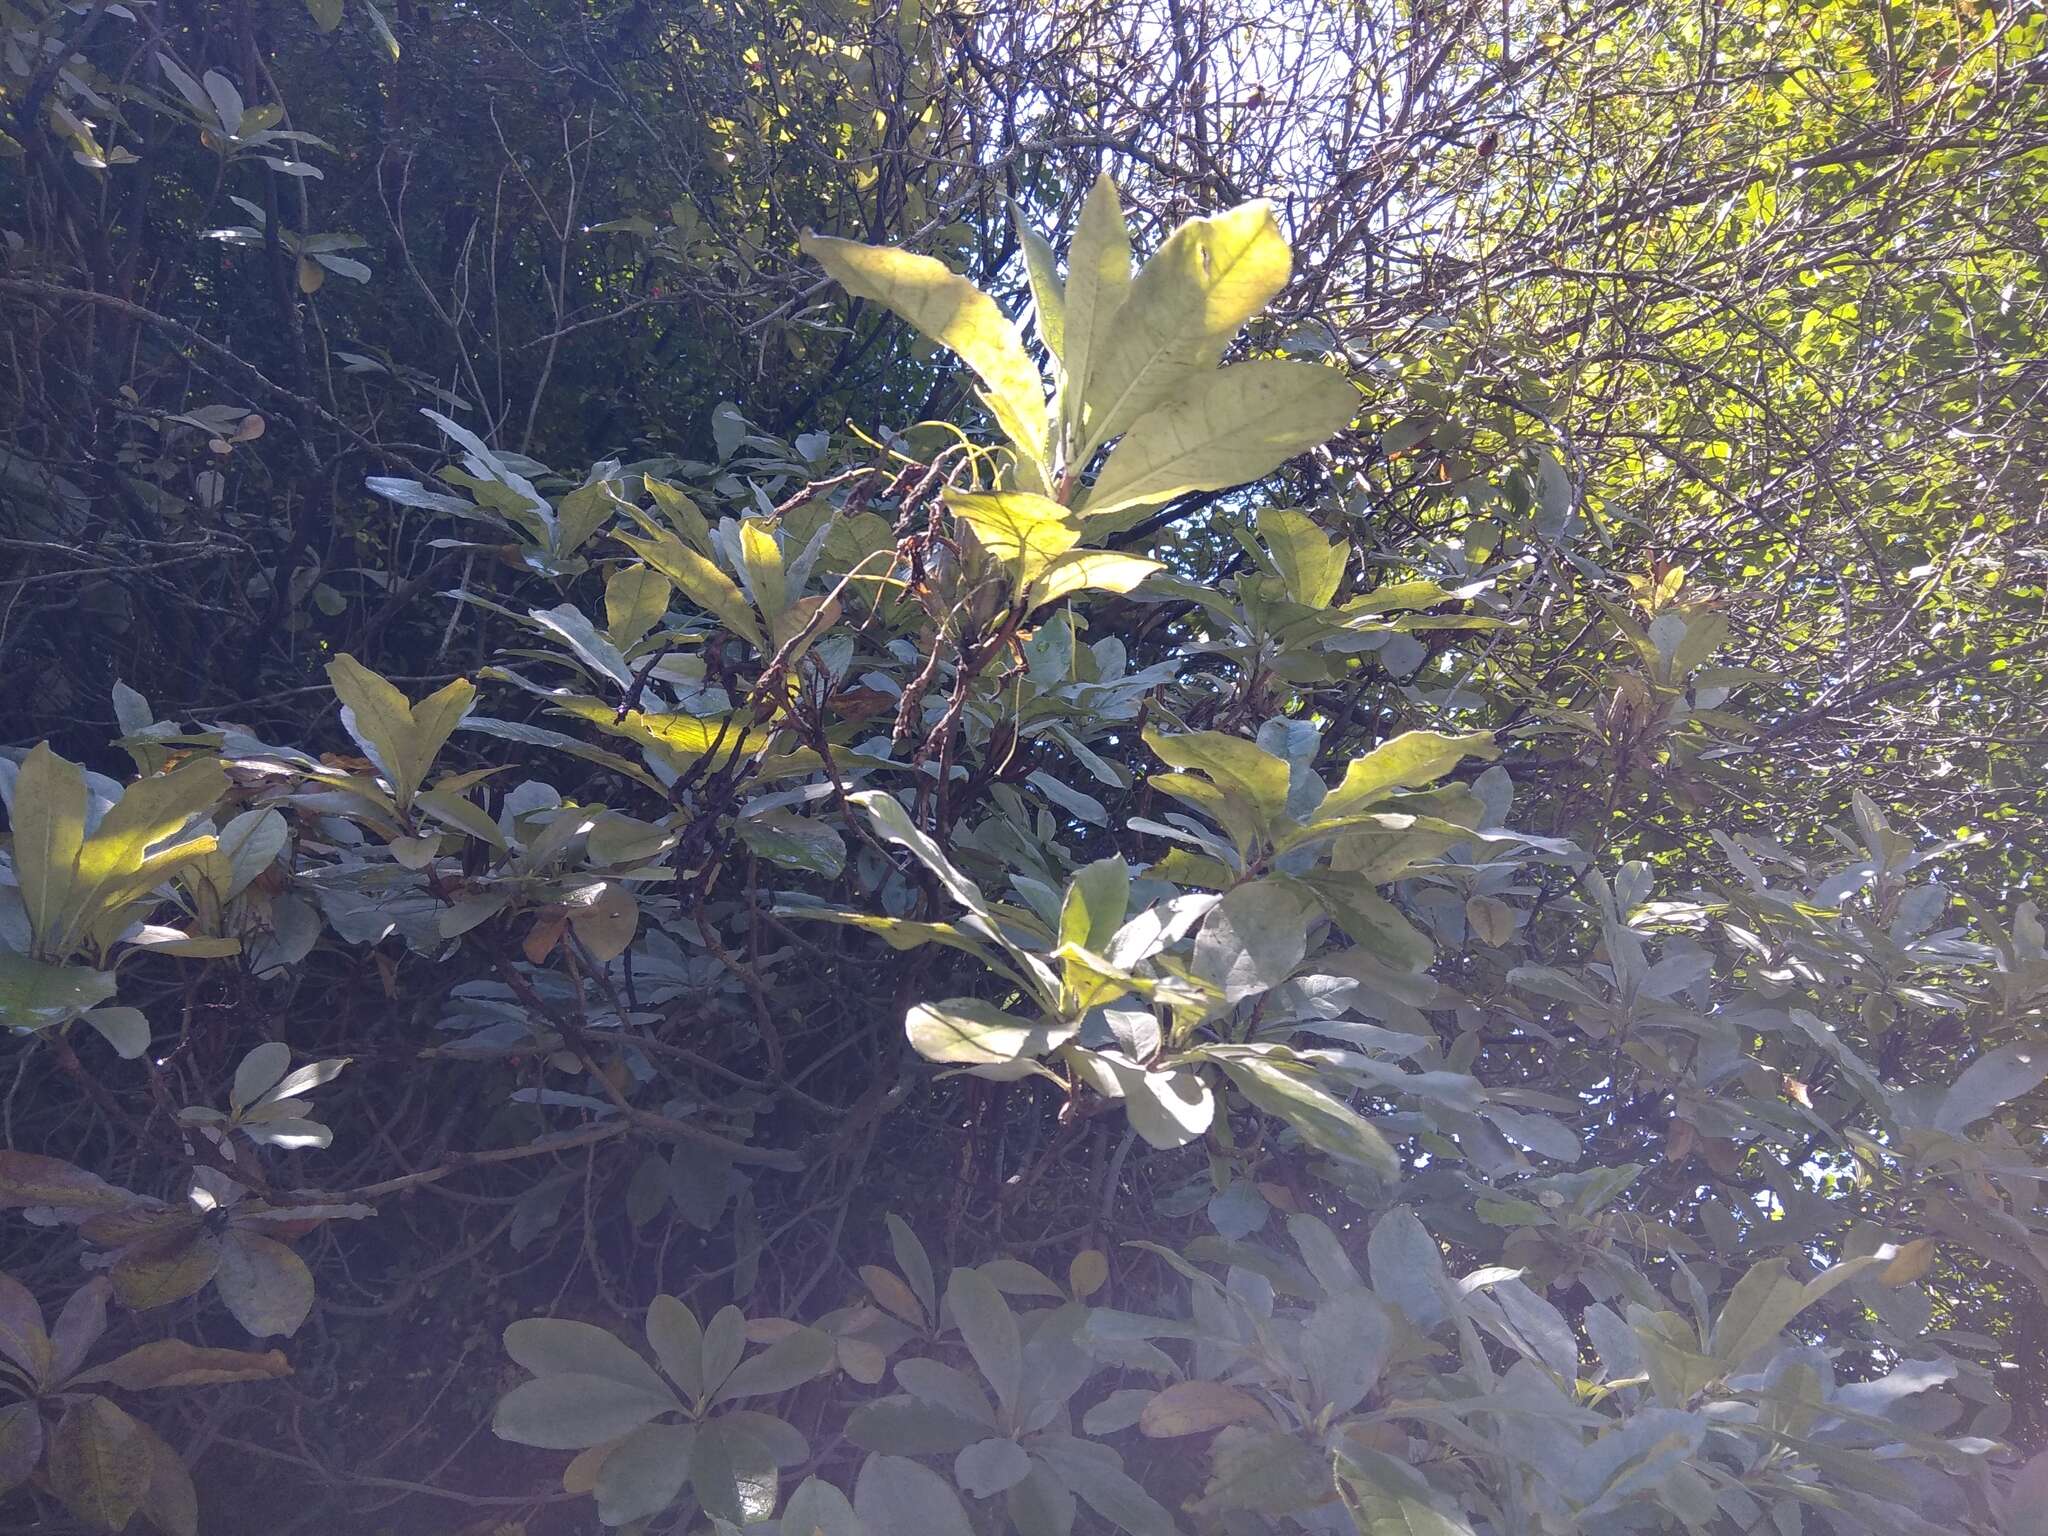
[12,743,86,957]
[562,1441,617,1495]
[325,654,475,811]
[1083,360,1355,525]
[1027,550,1163,609]
[1059,174,1132,454]
[1069,1249,1108,1299]
[800,232,1048,472]
[48,1396,149,1532]
[1139,1380,1265,1438]
[566,882,638,963]
[645,478,714,553]
[55,758,226,958]
[616,529,764,650]
[1466,895,1516,947]
[296,256,324,294]
[947,490,1078,595]
[860,1264,926,1327]
[738,518,787,623]
[604,564,671,649]
[1013,203,1065,361]
[1077,199,1292,458]
[1880,1237,1935,1286]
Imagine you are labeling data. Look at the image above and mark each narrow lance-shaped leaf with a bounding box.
[1059,173,1133,456]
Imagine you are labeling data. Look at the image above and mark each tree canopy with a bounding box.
[0,2,2045,1534]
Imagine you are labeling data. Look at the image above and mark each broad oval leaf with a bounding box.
[853,1452,975,1536]
[907,998,1076,1067]
[507,1317,676,1400]
[1083,361,1355,524]
[493,1372,680,1449]
[956,1436,1033,1498]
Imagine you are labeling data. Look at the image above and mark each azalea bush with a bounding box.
[0,175,2043,1535]
[3,0,2048,1529]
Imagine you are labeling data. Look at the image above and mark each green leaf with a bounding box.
[1200,1426,1333,1516]
[1260,508,1348,608]
[699,1304,747,1397]
[645,1297,702,1401]
[895,1359,996,1425]
[48,1396,149,1532]
[0,1401,44,1496]
[1060,858,1130,952]
[1143,729,1292,828]
[853,1453,975,1536]
[507,1316,677,1400]
[945,1266,1021,1412]
[948,490,1078,595]
[54,757,225,956]
[1083,361,1354,522]
[594,1421,694,1526]
[691,1417,780,1525]
[1077,199,1292,458]
[1305,1290,1391,1413]
[1301,873,1435,971]
[1026,549,1164,609]
[326,654,474,811]
[1334,1444,1476,1535]
[1033,1435,1178,1535]
[1935,1042,2047,1132]
[1112,1063,1215,1149]
[846,1398,987,1455]
[231,1042,291,1112]
[1709,1254,1882,1368]
[1192,878,1317,1004]
[1313,730,1498,825]
[1015,209,1065,361]
[801,233,1048,472]
[850,792,1059,1000]
[13,742,85,955]
[738,518,788,623]
[303,0,344,31]
[1008,1462,1078,1536]
[214,1232,314,1338]
[739,811,847,878]
[782,1475,865,1536]
[556,476,621,558]
[493,1372,680,1449]
[0,954,117,1030]
[1215,1053,1398,1180]
[907,998,1076,1067]
[957,1437,1032,1498]
[604,563,671,649]
[361,1,401,61]
[713,1325,835,1402]
[615,527,765,649]
[529,602,634,689]
[1060,174,1133,452]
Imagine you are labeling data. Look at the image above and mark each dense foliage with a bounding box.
[1,2,2046,1534]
